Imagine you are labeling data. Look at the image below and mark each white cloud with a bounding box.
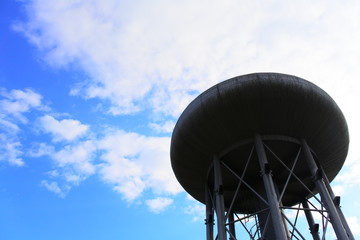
[98,130,183,201]
[38,115,89,142]
[100,156,145,201]
[331,185,345,196]
[34,129,183,202]
[333,160,360,194]
[0,133,24,166]
[0,88,46,166]
[184,202,204,222]
[45,169,60,178]
[35,140,97,197]
[41,180,69,198]
[347,216,360,235]
[0,119,20,133]
[149,120,175,134]
[51,140,97,178]
[32,118,93,195]
[0,88,44,123]
[146,197,173,213]
[28,142,55,158]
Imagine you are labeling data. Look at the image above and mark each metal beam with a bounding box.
[205,184,214,240]
[255,134,289,240]
[213,156,227,240]
[228,212,236,240]
[302,200,320,240]
[322,173,355,240]
[301,139,349,240]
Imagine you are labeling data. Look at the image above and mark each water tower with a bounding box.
[170,73,354,239]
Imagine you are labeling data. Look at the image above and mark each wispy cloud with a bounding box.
[98,130,182,201]
[35,129,183,201]
[149,120,175,134]
[41,180,70,198]
[347,216,360,235]
[0,88,44,123]
[146,197,174,213]
[333,160,360,195]
[51,140,97,177]
[0,134,24,166]
[0,88,46,166]
[34,140,97,194]
[184,202,204,222]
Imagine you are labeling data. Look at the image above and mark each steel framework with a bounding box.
[205,135,354,240]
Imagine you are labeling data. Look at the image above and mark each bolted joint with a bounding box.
[310,223,319,234]
[333,196,341,206]
[216,185,224,195]
[204,214,215,225]
[204,214,214,225]
[264,163,271,174]
[260,163,272,176]
[312,169,323,182]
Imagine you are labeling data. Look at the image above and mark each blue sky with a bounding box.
[1,0,360,239]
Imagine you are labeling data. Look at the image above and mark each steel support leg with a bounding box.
[301,139,349,240]
[255,134,289,240]
[333,199,355,240]
[206,184,214,240]
[213,156,227,240]
[229,212,236,240]
[302,200,320,240]
[322,174,355,240]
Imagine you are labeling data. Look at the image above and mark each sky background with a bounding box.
[1,0,360,239]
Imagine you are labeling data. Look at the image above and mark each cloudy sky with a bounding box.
[1,0,360,239]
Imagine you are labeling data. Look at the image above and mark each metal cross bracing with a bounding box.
[204,134,354,240]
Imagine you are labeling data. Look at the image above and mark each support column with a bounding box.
[229,212,236,240]
[301,139,349,240]
[213,156,227,240]
[205,184,214,240]
[302,200,320,240]
[323,174,355,240]
[255,134,289,240]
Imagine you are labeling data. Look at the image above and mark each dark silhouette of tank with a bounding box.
[170,73,354,239]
